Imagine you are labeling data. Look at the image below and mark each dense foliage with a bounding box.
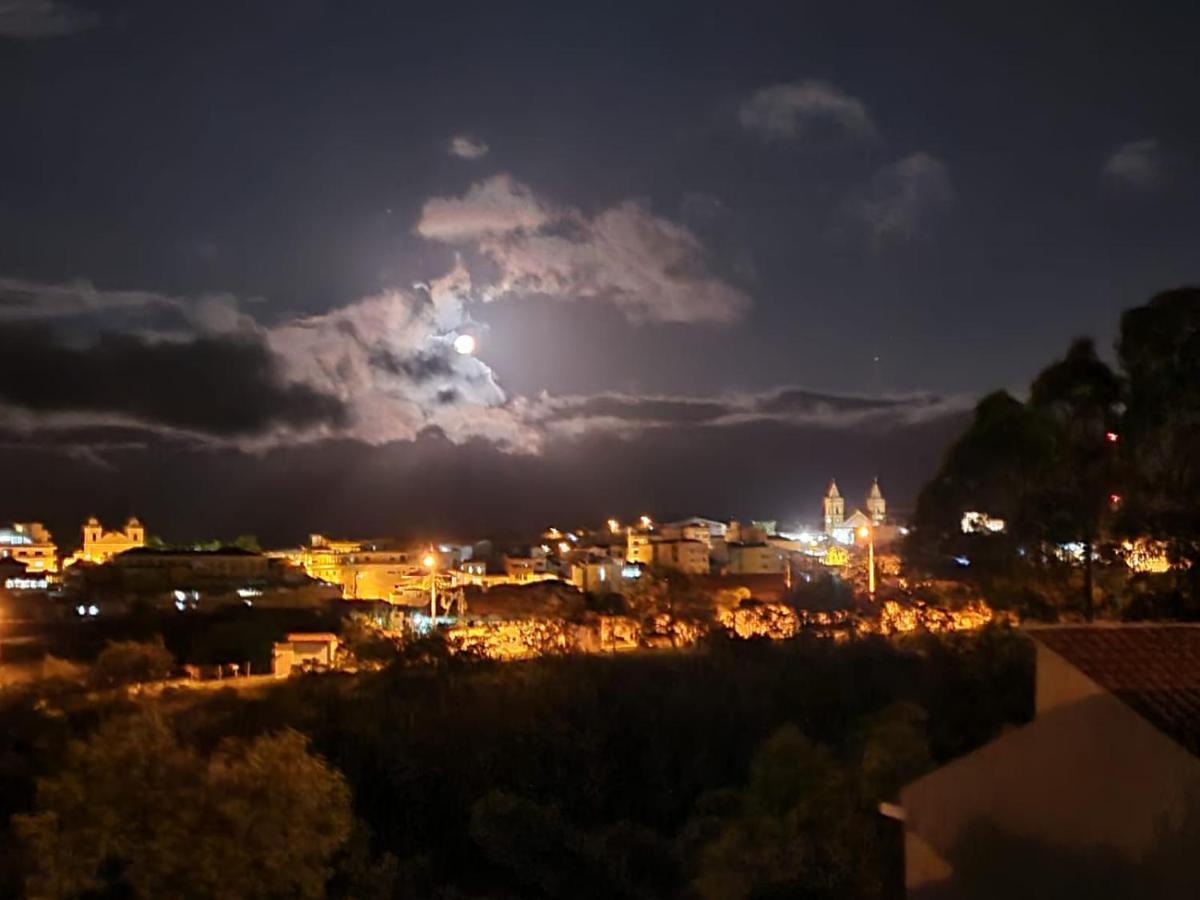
[0,627,1034,898]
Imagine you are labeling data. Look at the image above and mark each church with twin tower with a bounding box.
[823,478,886,539]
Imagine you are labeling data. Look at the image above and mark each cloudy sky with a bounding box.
[2,0,1197,544]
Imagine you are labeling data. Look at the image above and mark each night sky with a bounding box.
[2,0,1197,545]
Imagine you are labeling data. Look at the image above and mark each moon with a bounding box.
[453,333,476,355]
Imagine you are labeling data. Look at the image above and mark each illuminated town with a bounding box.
[1,473,1178,675]
[0,480,943,668]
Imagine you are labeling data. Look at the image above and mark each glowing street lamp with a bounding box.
[423,551,437,621]
[858,524,876,598]
[607,518,621,534]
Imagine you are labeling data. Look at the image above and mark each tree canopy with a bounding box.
[14,709,353,899]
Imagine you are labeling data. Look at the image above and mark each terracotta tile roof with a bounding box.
[1033,625,1200,756]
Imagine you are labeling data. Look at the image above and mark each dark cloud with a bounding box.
[0,408,968,547]
[539,388,972,436]
[547,394,731,425]
[0,324,346,438]
[738,80,877,142]
[1103,139,1162,189]
[368,348,454,382]
[0,0,98,39]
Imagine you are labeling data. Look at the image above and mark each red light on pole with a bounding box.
[1105,431,1119,443]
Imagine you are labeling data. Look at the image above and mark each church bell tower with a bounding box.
[867,478,886,524]
[823,480,845,534]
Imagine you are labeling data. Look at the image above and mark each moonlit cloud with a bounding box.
[0,0,98,38]
[739,79,877,142]
[0,272,964,458]
[417,175,751,323]
[843,151,953,246]
[267,289,539,451]
[0,276,536,452]
[416,174,554,240]
[448,134,490,160]
[1103,138,1162,188]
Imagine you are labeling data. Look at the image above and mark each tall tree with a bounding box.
[1028,338,1123,619]
[1118,288,1200,603]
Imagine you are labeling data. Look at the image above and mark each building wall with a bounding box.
[900,689,1200,897]
[727,543,786,575]
[1034,641,1106,715]
[626,531,653,565]
[0,523,58,573]
[504,555,547,578]
[651,539,709,574]
[342,563,423,600]
[570,559,623,593]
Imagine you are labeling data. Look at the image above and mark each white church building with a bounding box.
[823,478,887,545]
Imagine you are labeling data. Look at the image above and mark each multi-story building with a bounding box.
[659,517,727,547]
[299,534,427,600]
[0,522,58,573]
[726,520,770,545]
[727,542,788,575]
[648,538,710,574]
[625,529,654,566]
[503,547,550,581]
[625,523,711,574]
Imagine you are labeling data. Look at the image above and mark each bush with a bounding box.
[90,636,175,688]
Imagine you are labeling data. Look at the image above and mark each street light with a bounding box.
[858,525,876,598]
[423,551,437,622]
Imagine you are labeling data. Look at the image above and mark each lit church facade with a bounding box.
[823,479,887,544]
[66,516,147,566]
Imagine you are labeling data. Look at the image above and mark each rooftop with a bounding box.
[1032,624,1200,756]
[120,546,261,558]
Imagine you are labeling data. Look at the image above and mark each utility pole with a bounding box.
[423,550,437,624]
[858,525,876,598]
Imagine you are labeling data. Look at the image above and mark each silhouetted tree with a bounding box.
[14,708,353,898]
[1028,338,1123,619]
[1118,288,1200,605]
[690,725,881,899]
